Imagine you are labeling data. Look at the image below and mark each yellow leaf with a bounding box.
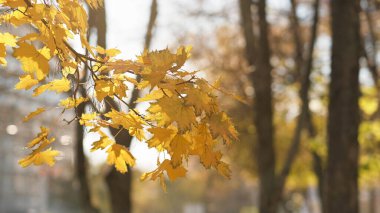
[59,97,88,109]
[0,32,17,47]
[106,48,121,57]
[26,126,50,148]
[0,44,6,65]
[23,107,45,122]
[174,46,192,70]
[91,132,114,151]
[79,112,98,126]
[141,159,187,182]
[95,46,106,54]
[185,87,215,114]
[33,78,71,96]
[15,74,39,90]
[147,126,176,149]
[136,89,165,103]
[169,134,191,167]
[48,78,71,93]
[19,126,58,168]
[94,80,114,101]
[107,144,135,173]
[62,66,76,77]
[158,96,196,131]
[103,60,142,74]
[32,84,49,97]
[208,112,238,144]
[165,162,187,181]
[105,109,145,141]
[200,150,222,168]
[38,46,51,60]
[19,148,60,167]
[13,42,49,80]
[216,161,231,179]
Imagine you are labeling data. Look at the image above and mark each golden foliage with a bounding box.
[1,0,237,184]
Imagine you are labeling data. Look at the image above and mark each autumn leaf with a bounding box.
[91,131,114,151]
[136,89,166,103]
[23,107,46,122]
[216,161,231,179]
[79,112,98,126]
[185,87,215,114]
[208,112,238,144]
[157,96,196,131]
[0,44,6,65]
[141,159,187,191]
[15,74,39,90]
[169,134,191,167]
[26,126,50,148]
[59,97,88,109]
[0,32,17,47]
[18,127,59,167]
[107,144,135,173]
[147,126,176,149]
[19,148,60,167]
[33,78,71,96]
[105,109,145,141]
[13,42,50,80]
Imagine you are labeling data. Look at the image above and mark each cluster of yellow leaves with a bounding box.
[1,0,238,185]
[19,127,59,167]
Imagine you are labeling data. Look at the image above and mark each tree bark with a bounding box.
[242,0,277,212]
[76,102,99,213]
[254,21,276,213]
[325,0,361,212]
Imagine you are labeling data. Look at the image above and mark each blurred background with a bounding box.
[0,0,380,212]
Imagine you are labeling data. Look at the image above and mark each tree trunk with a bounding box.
[104,1,157,212]
[325,0,361,213]
[76,102,99,213]
[254,0,276,212]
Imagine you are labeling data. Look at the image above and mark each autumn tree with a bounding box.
[0,0,237,206]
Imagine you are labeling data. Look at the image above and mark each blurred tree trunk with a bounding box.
[325,0,361,213]
[239,0,276,212]
[104,1,157,213]
[255,1,276,213]
[289,0,325,208]
[76,102,99,213]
